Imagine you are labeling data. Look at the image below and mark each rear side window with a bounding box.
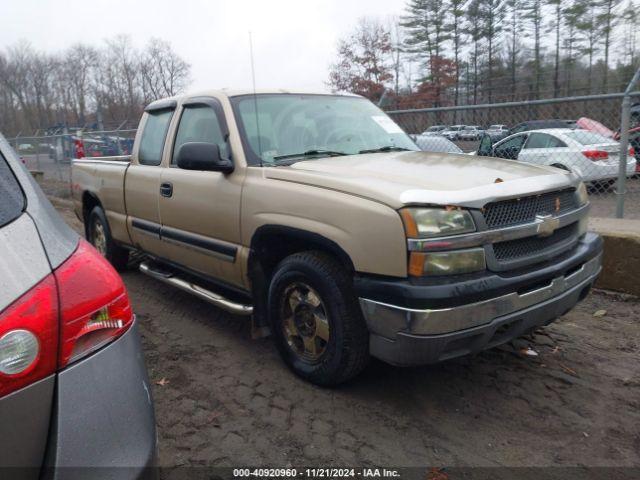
[0,152,25,227]
[525,133,567,149]
[138,109,174,165]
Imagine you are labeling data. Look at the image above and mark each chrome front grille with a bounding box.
[483,189,578,229]
[493,223,579,262]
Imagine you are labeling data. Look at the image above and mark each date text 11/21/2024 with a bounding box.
[232,468,401,478]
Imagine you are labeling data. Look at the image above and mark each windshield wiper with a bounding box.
[271,149,349,163]
[358,146,412,154]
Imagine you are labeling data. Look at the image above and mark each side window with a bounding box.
[0,152,25,228]
[494,135,526,159]
[138,109,174,166]
[172,106,228,165]
[525,133,567,149]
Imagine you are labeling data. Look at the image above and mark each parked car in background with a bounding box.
[73,90,602,386]
[478,129,636,183]
[458,125,484,141]
[614,126,640,173]
[508,119,577,136]
[415,135,464,154]
[421,125,448,136]
[486,124,510,141]
[441,125,466,140]
[0,133,157,478]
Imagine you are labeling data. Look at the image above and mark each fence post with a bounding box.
[616,67,640,219]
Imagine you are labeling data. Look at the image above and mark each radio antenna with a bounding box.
[249,31,263,167]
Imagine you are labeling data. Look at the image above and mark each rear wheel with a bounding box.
[88,206,129,271]
[268,251,369,386]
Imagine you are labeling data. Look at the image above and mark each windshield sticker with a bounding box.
[372,116,403,134]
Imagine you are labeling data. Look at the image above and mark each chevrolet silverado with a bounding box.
[71,90,603,385]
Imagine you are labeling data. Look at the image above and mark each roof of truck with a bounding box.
[145,89,361,111]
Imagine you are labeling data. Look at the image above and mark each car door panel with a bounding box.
[158,98,244,287]
[124,108,175,256]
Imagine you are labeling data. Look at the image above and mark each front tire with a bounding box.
[88,206,129,271]
[268,251,370,386]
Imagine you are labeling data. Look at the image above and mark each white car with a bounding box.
[421,125,448,136]
[484,129,636,182]
[415,135,464,154]
[458,125,484,141]
[441,125,466,140]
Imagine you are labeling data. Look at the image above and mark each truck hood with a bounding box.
[264,151,578,209]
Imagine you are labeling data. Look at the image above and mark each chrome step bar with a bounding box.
[139,261,253,316]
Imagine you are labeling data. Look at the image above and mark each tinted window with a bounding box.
[0,152,25,227]
[172,106,228,165]
[495,135,526,159]
[138,109,174,165]
[525,133,567,149]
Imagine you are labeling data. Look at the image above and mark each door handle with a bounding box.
[160,182,173,198]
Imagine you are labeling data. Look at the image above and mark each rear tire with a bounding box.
[88,206,129,271]
[268,251,370,386]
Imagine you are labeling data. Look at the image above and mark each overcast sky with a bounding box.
[1,0,407,93]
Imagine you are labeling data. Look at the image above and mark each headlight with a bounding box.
[576,182,588,206]
[400,207,475,238]
[409,249,486,276]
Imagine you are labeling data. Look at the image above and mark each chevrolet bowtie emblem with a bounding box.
[536,214,560,237]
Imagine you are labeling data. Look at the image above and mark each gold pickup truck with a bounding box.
[71,90,603,385]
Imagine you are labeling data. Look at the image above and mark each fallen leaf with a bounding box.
[593,310,607,317]
[560,364,578,376]
[155,378,170,387]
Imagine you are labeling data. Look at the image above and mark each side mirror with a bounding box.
[477,133,494,157]
[176,142,234,173]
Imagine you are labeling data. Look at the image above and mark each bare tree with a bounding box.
[140,38,191,104]
[597,0,623,92]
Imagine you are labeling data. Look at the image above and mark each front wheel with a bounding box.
[268,251,370,386]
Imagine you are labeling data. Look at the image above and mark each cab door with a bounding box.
[158,97,244,287]
[125,104,176,257]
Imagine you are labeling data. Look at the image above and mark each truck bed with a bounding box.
[71,156,132,245]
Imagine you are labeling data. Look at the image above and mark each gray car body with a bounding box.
[0,134,156,479]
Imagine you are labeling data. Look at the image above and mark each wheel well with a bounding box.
[248,226,355,282]
[81,192,102,236]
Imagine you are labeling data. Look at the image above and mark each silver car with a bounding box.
[0,133,157,479]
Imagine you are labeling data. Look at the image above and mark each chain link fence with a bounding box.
[8,92,640,219]
[8,128,136,199]
[388,92,640,219]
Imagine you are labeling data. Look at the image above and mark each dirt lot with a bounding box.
[49,195,640,472]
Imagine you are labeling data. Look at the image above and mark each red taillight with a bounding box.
[629,147,635,157]
[0,276,59,398]
[582,150,609,161]
[0,239,133,399]
[55,239,133,367]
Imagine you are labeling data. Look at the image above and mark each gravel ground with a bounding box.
[49,195,640,472]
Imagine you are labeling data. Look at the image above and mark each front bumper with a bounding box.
[357,233,602,366]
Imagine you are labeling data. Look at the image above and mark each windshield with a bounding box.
[565,130,615,145]
[231,94,418,166]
